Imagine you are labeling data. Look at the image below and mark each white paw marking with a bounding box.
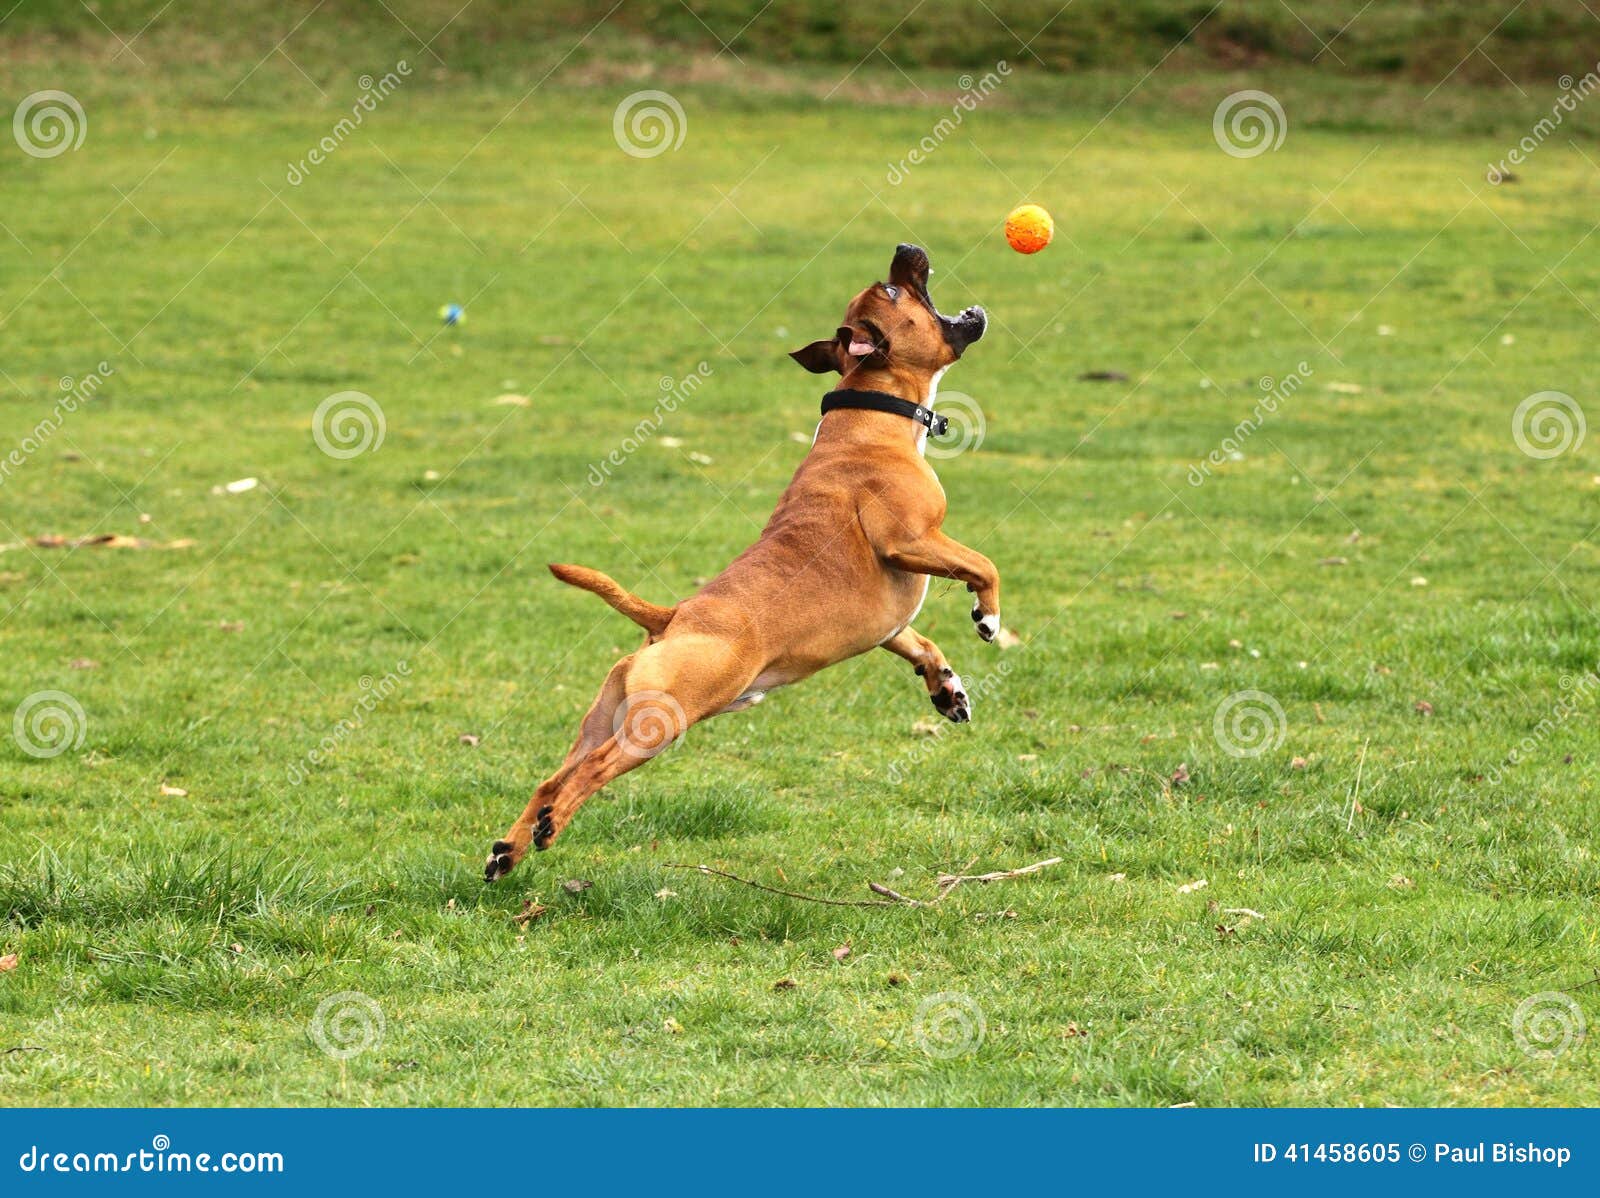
[976,613,999,641]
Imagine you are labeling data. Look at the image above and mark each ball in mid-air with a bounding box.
[439,303,465,326]
[1004,204,1053,254]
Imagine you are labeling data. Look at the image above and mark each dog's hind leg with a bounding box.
[881,625,970,723]
[485,636,752,880]
[484,654,631,882]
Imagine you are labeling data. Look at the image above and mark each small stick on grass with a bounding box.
[666,856,1064,909]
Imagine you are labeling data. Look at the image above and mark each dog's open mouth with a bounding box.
[842,318,888,359]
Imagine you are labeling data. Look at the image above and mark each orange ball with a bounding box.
[1004,203,1053,254]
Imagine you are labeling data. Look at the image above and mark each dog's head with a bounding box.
[790,244,987,383]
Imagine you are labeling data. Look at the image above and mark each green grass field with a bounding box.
[3,4,1599,1106]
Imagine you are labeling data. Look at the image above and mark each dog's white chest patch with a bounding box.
[917,366,949,457]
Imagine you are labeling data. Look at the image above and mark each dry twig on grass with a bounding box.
[663,856,1063,909]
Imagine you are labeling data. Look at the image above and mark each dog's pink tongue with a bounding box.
[847,338,876,356]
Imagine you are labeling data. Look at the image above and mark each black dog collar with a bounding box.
[820,389,949,436]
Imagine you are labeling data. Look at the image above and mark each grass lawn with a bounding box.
[2,17,1598,1105]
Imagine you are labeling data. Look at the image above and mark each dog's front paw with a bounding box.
[484,839,517,883]
[930,667,971,723]
[971,602,1000,643]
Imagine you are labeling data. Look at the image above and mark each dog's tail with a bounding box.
[548,563,675,636]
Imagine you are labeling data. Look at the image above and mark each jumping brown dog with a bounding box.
[484,243,998,881]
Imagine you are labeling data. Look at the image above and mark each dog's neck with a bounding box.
[816,365,947,453]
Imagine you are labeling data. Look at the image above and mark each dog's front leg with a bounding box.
[878,529,1002,643]
[881,626,970,722]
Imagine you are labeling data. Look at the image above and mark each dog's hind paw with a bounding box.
[484,839,516,883]
[532,804,558,850]
[930,668,971,723]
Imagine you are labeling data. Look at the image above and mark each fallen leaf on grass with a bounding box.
[228,942,244,955]
[159,784,188,797]
[1063,1022,1086,1037]
[1290,756,1308,769]
[773,978,798,991]
[1414,700,1434,716]
[1388,874,1415,890]
[513,899,548,926]
[1171,763,1190,785]
[687,451,713,466]
[831,943,851,961]
[654,888,678,900]
[19,533,195,552]
[218,620,244,633]
[490,393,530,407]
[562,878,593,894]
[458,733,480,747]
[1107,873,1127,883]
[887,972,908,986]
[662,1017,683,1034]
[0,954,17,973]
[69,658,99,670]
[1177,878,1208,895]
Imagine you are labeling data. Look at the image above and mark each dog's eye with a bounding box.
[884,284,899,300]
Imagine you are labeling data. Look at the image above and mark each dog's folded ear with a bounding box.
[789,339,842,374]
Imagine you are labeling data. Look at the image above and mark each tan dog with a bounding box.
[485,244,999,881]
